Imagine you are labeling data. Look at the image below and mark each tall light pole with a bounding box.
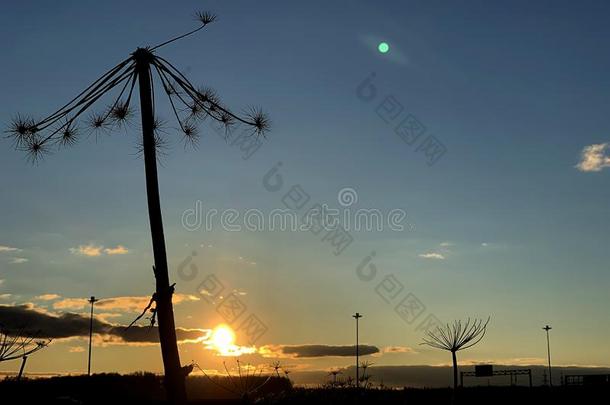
[88,296,99,376]
[353,312,362,388]
[543,325,552,386]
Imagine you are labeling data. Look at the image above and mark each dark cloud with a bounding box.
[281,344,379,358]
[0,304,207,344]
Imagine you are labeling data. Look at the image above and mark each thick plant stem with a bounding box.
[452,350,458,389]
[17,356,27,381]
[135,48,186,405]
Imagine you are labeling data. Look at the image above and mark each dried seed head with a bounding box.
[109,101,133,127]
[59,122,78,147]
[153,133,169,155]
[152,117,168,136]
[87,112,110,136]
[186,101,204,121]
[220,112,235,130]
[196,11,217,26]
[196,86,219,105]
[182,123,200,148]
[22,136,50,164]
[135,123,169,159]
[246,107,271,136]
[6,114,37,147]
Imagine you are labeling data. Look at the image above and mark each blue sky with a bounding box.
[1,1,609,377]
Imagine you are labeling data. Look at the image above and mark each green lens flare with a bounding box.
[378,42,390,54]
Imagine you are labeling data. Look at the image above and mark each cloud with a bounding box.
[383,346,417,354]
[70,244,103,257]
[68,346,85,353]
[0,294,12,300]
[576,143,610,172]
[0,245,21,253]
[51,298,90,310]
[9,257,28,264]
[262,344,380,358]
[52,294,199,312]
[0,304,209,345]
[418,252,445,260]
[70,244,129,257]
[104,245,129,255]
[94,312,123,323]
[453,357,547,367]
[439,242,453,247]
[35,294,61,301]
[202,340,256,357]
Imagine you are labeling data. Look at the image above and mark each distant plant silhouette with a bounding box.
[193,360,276,402]
[328,369,343,387]
[421,317,490,389]
[359,361,374,389]
[0,326,50,380]
[6,11,269,404]
[272,361,283,378]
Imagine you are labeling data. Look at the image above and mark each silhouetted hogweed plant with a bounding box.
[6,11,270,405]
[421,317,490,390]
[6,12,269,164]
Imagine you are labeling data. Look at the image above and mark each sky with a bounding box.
[1,0,610,385]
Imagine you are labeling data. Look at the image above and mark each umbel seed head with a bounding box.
[7,10,270,164]
[196,11,217,25]
[6,115,37,147]
[131,47,155,64]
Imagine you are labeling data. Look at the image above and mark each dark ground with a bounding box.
[0,374,607,404]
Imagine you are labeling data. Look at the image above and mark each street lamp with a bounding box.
[543,325,552,386]
[88,296,99,376]
[353,312,362,388]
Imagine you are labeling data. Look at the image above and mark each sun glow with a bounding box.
[205,324,256,357]
[211,325,236,351]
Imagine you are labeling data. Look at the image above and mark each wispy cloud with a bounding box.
[0,245,21,253]
[453,357,547,367]
[439,242,453,247]
[383,346,417,354]
[418,252,445,260]
[70,244,129,257]
[104,245,129,255]
[35,294,61,301]
[9,257,28,264]
[576,143,610,172]
[52,294,199,312]
[68,346,85,353]
[95,312,123,323]
[70,244,103,257]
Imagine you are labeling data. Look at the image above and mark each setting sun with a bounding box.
[211,325,235,351]
[4,3,610,404]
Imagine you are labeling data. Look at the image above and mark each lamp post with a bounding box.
[88,296,99,376]
[353,312,362,388]
[543,325,552,386]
